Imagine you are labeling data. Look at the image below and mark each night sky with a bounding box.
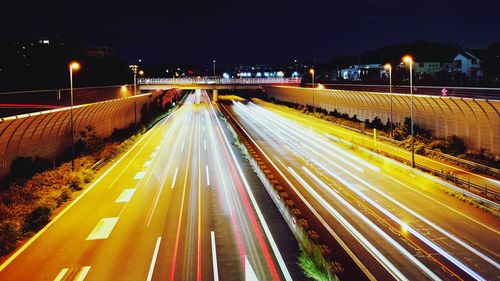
[3,0,499,67]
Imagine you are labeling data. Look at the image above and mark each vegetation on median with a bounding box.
[0,91,182,257]
[219,102,340,281]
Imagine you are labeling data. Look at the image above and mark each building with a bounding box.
[452,51,483,78]
[415,62,442,75]
[339,64,381,81]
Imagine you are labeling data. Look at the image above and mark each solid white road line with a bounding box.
[245,255,259,281]
[86,217,119,240]
[181,141,185,151]
[171,167,179,189]
[211,231,219,281]
[53,268,68,281]
[147,237,162,281]
[134,171,146,180]
[74,266,91,281]
[115,188,136,203]
[206,165,210,186]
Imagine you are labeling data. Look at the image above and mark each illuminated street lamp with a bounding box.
[384,63,393,134]
[129,65,144,125]
[402,55,415,168]
[213,59,216,76]
[69,61,80,171]
[309,68,315,88]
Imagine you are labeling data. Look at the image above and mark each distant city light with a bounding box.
[222,72,230,79]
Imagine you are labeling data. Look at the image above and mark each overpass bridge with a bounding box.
[138,77,301,101]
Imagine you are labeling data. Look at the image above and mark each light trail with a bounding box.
[229,100,498,280]
[169,113,196,281]
[286,166,410,281]
[197,114,203,281]
[209,98,294,281]
[243,101,498,276]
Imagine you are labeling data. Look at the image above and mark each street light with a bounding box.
[384,63,393,134]
[213,59,216,76]
[129,65,144,125]
[402,55,415,168]
[309,68,315,88]
[69,61,80,171]
[129,65,139,125]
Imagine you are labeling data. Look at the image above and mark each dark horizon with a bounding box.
[2,0,499,67]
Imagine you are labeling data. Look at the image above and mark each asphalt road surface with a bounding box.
[0,90,298,281]
[224,98,499,281]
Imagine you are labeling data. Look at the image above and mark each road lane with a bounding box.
[0,90,299,281]
[225,99,500,280]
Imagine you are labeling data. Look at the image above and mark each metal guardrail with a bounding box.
[369,147,500,202]
[137,77,302,85]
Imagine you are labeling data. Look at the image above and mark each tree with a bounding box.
[78,125,104,154]
[481,42,500,82]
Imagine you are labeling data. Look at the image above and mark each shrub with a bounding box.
[444,135,467,155]
[0,223,19,255]
[298,243,335,281]
[22,205,52,233]
[69,176,83,191]
[9,157,35,180]
[79,125,105,154]
[83,174,94,184]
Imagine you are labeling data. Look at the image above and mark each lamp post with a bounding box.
[129,65,139,125]
[403,55,415,168]
[69,61,80,171]
[309,68,315,88]
[384,63,393,134]
[213,59,216,76]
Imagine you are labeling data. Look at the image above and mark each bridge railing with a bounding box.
[137,77,302,85]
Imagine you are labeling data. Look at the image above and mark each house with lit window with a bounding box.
[452,51,483,78]
[415,62,442,75]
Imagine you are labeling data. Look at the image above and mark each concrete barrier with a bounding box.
[264,86,500,157]
[0,89,180,180]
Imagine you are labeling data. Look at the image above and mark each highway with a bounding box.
[250,99,500,198]
[223,98,500,281]
[0,90,296,281]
